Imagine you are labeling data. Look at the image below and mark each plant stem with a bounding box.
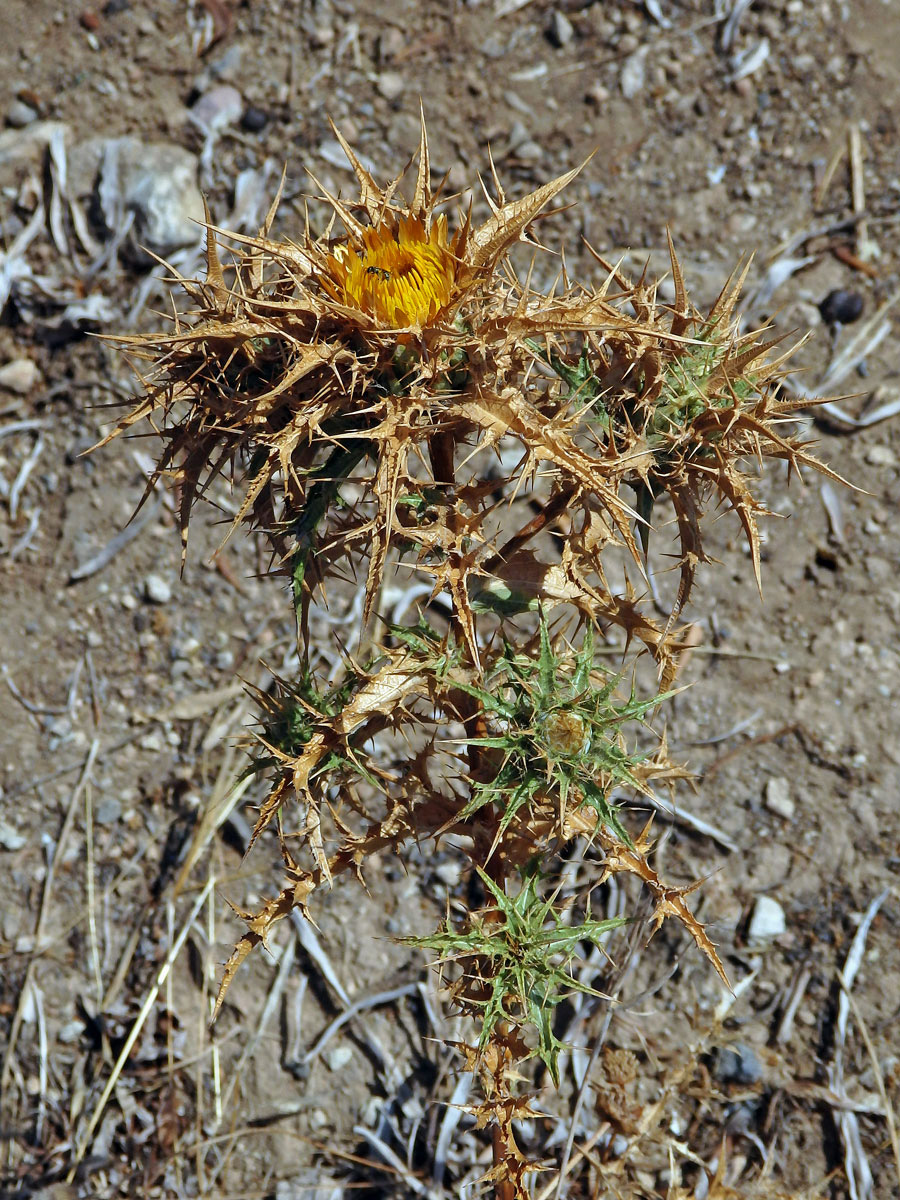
[290,439,373,651]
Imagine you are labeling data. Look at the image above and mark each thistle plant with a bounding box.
[101,119,841,1195]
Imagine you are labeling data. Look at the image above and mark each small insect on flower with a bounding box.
[366,266,392,281]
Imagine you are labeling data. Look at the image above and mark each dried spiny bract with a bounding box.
[529,237,845,621]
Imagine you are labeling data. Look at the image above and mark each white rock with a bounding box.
[123,143,205,258]
[144,573,172,604]
[6,99,38,129]
[189,85,244,134]
[95,796,122,825]
[620,48,648,99]
[376,71,405,102]
[93,137,205,260]
[866,444,896,468]
[548,10,575,48]
[318,139,377,175]
[139,729,166,752]
[515,140,544,162]
[748,895,786,942]
[0,358,40,394]
[0,819,26,851]
[435,859,462,888]
[325,1045,353,1072]
[765,776,795,820]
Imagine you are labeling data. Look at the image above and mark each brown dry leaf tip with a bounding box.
[572,236,851,623]
[596,820,731,990]
[213,851,316,1022]
[448,1035,547,1200]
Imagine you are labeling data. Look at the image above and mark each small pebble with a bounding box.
[547,10,575,48]
[620,48,647,99]
[515,139,544,162]
[144,573,173,604]
[747,895,786,943]
[94,796,122,825]
[765,776,795,820]
[241,105,269,133]
[139,730,166,752]
[318,138,377,175]
[5,99,39,128]
[80,10,101,30]
[325,1045,353,1072]
[376,71,405,102]
[586,81,610,105]
[435,859,462,888]
[714,1043,764,1085]
[190,85,244,133]
[377,27,405,62]
[103,0,130,13]
[0,819,27,851]
[819,288,864,326]
[506,119,531,153]
[865,444,896,468]
[0,358,41,394]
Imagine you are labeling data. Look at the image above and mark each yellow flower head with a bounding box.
[324,214,457,329]
[310,119,583,340]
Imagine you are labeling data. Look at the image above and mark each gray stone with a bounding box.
[144,573,173,604]
[507,120,531,152]
[0,819,26,851]
[94,137,205,260]
[6,99,39,129]
[435,859,462,888]
[748,895,786,942]
[94,796,122,825]
[318,139,377,175]
[325,1045,353,1072]
[866,444,896,468]
[0,358,40,394]
[123,143,205,258]
[138,729,166,752]
[713,1043,763,1084]
[376,71,406,102]
[620,48,648,99]
[765,776,795,820]
[548,10,575,48]
[189,85,244,134]
[515,140,544,162]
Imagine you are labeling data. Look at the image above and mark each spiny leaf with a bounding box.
[466,161,585,275]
